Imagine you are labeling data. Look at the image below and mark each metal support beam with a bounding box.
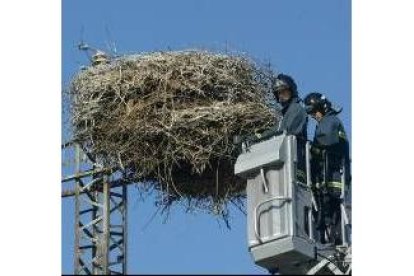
[101,175,110,275]
[74,144,81,274]
[61,178,132,198]
[63,142,128,275]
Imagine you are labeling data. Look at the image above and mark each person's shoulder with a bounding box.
[323,113,342,126]
[290,100,306,112]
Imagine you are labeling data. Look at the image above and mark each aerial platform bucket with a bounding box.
[235,134,316,274]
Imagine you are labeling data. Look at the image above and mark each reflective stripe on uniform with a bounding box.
[327,181,343,189]
[315,181,343,189]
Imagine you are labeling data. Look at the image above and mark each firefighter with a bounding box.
[245,74,308,181]
[233,74,308,182]
[273,73,308,139]
[259,73,307,140]
[304,92,350,245]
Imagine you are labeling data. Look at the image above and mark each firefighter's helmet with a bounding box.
[273,74,298,102]
[303,92,332,114]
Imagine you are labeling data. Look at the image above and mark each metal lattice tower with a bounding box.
[62,142,128,275]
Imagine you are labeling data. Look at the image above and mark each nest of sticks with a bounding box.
[70,50,280,218]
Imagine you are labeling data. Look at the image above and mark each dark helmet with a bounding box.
[303,92,333,115]
[273,74,298,101]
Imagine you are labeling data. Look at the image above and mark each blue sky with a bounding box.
[62,0,350,274]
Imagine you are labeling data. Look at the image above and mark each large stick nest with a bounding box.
[70,50,280,217]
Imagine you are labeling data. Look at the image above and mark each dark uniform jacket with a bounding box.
[312,111,350,188]
[258,97,308,141]
[279,98,308,140]
[313,111,348,154]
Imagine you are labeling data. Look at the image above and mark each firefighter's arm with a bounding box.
[252,125,282,142]
[286,106,307,136]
